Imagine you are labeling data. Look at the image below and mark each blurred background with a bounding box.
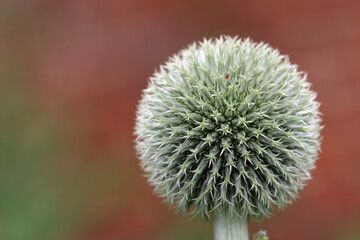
[0,0,359,239]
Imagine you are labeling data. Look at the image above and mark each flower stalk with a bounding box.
[214,211,248,240]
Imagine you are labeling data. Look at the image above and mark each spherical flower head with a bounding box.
[135,36,321,220]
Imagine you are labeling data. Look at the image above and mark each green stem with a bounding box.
[214,210,248,240]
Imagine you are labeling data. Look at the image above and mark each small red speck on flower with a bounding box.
[225,73,230,79]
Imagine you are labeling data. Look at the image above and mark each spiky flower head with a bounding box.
[135,36,321,220]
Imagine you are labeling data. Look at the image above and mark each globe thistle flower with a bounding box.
[135,36,321,238]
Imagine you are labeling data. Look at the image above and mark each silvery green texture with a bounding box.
[214,210,248,240]
[135,36,321,220]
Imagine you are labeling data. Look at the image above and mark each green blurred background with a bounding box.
[0,0,359,239]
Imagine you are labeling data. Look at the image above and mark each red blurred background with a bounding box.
[0,0,359,239]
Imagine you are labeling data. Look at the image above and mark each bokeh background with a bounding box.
[1,0,360,239]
